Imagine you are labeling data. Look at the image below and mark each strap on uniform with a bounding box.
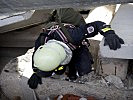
[40,34,45,45]
[44,9,74,44]
[54,9,74,44]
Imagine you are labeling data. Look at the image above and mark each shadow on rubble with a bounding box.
[0,47,30,99]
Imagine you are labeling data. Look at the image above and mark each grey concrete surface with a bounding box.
[0,47,30,99]
[100,4,133,59]
[0,24,43,47]
[99,58,128,80]
[0,9,52,33]
[0,43,133,100]
[0,0,133,14]
[0,47,29,73]
[1,56,133,100]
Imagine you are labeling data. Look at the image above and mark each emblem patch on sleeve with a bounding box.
[87,26,94,34]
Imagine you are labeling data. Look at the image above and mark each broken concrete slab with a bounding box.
[100,4,133,59]
[0,24,43,47]
[99,58,128,80]
[85,5,116,25]
[105,75,125,89]
[0,0,133,14]
[0,48,133,100]
[0,9,52,33]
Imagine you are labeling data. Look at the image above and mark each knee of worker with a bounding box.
[77,63,92,76]
[75,55,93,76]
[75,48,93,76]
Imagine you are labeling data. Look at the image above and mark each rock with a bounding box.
[105,75,124,89]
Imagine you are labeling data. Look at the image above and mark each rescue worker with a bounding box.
[27,8,124,89]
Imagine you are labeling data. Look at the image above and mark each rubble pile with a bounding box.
[0,48,133,100]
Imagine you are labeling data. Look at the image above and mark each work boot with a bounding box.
[68,75,78,81]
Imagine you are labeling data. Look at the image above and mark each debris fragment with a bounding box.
[105,75,124,89]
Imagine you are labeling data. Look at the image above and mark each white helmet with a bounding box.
[33,42,66,71]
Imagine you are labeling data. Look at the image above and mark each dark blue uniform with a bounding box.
[28,20,124,89]
[28,8,124,89]
[32,21,106,79]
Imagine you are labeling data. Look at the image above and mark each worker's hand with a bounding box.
[103,30,124,50]
[27,73,42,89]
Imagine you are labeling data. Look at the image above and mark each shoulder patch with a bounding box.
[87,26,94,34]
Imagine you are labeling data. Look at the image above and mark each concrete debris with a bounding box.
[105,75,125,89]
[0,48,133,100]
[100,4,133,59]
[101,77,110,87]
[17,48,34,78]
[99,57,128,80]
[56,95,63,100]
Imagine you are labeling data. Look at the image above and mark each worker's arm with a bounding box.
[28,49,53,89]
[94,21,124,50]
[27,73,42,89]
[67,21,124,50]
[28,66,53,89]
[66,22,99,45]
[28,64,53,89]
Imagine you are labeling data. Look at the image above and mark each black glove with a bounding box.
[27,73,42,89]
[103,30,124,50]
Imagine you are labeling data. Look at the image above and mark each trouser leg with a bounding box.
[67,52,78,80]
[74,45,93,76]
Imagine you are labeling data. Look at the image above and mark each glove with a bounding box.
[103,30,124,50]
[27,73,42,89]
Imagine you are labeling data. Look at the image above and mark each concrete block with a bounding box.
[99,58,128,80]
[88,39,100,71]
[100,4,133,59]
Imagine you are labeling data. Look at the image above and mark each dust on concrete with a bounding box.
[0,48,133,100]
